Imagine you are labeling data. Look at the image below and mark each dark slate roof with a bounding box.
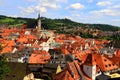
[108,78,120,80]
[96,74,110,80]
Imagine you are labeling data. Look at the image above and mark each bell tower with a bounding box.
[37,13,41,31]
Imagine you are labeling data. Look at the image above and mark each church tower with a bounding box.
[36,13,41,31]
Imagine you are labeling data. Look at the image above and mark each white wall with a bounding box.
[83,65,96,80]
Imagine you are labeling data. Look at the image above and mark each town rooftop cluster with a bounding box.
[0,14,120,80]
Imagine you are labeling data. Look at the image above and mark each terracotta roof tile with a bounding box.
[1,46,13,54]
[17,37,28,43]
[93,54,119,72]
[115,49,120,57]
[28,50,50,64]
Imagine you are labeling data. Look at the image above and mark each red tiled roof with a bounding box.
[1,46,13,54]
[28,50,50,64]
[2,40,16,47]
[54,61,91,80]
[93,54,119,72]
[25,35,37,40]
[17,37,28,43]
[115,49,120,57]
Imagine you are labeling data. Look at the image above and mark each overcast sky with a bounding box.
[0,0,120,26]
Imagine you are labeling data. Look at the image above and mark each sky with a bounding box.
[0,0,120,26]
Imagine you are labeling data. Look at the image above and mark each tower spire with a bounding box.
[37,12,41,31]
[38,13,40,20]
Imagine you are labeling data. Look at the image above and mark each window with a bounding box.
[105,65,108,67]
[109,64,111,67]
[112,64,115,66]
[104,59,107,61]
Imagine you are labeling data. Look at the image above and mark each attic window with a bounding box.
[104,59,107,62]
[112,64,115,66]
[105,65,108,67]
[109,64,111,67]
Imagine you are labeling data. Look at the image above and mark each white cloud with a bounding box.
[19,6,35,14]
[111,19,120,22]
[41,1,60,9]
[91,3,120,17]
[72,14,80,17]
[65,16,72,20]
[97,1,112,6]
[53,0,67,3]
[35,6,47,13]
[26,0,35,2]
[108,4,120,9]
[90,9,120,16]
[8,15,18,18]
[0,0,3,6]
[26,0,67,3]
[66,3,85,10]
[86,0,93,3]
[19,0,62,15]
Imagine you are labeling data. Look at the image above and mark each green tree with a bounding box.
[0,55,9,80]
[0,45,9,80]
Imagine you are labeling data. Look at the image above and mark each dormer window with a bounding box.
[104,59,107,62]
[109,64,111,67]
[105,65,108,67]
[112,63,115,66]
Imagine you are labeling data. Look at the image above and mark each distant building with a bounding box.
[36,13,41,32]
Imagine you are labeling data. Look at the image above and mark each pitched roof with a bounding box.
[93,54,119,72]
[17,37,28,43]
[115,49,120,57]
[1,46,13,54]
[96,73,110,80]
[54,61,91,80]
[2,40,16,47]
[84,53,96,66]
[28,50,50,64]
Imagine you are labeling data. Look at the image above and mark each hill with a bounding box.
[0,15,119,32]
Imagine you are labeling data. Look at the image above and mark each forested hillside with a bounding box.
[0,15,119,31]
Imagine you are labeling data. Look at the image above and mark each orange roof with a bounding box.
[28,50,50,64]
[61,48,70,55]
[0,38,3,42]
[54,69,74,80]
[55,38,64,43]
[18,45,24,51]
[17,37,28,43]
[115,49,120,57]
[54,61,91,80]
[2,40,16,47]
[25,35,37,40]
[74,51,88,63]
[84,53,96,66]
[1,46,13,54]
[93,54,119,72]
